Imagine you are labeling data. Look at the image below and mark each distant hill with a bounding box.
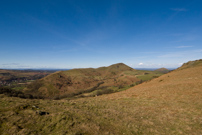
[154,67,169,73]
[24,63,140,99]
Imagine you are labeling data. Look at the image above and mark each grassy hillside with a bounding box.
[24,63,163,99]
[178,59,202,70]
[1,60,201,134]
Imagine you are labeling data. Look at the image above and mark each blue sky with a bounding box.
[0,0,202,69]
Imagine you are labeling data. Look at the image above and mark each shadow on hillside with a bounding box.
[0,87,43,99]
[0,79,146,100]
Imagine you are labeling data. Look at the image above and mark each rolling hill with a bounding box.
[1,59,202,134]
[24,63,141,99]
[154,67,169,73]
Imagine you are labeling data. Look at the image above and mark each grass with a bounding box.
[178,59,202,70]
[80,85,135,97]
[1,85,202,135]
[124,70,163,81]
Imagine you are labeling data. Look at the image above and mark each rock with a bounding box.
[36,111,49,116]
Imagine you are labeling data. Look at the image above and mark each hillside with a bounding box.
[24,63,159,99]
[1,59,202,134]
[177,59,202,70]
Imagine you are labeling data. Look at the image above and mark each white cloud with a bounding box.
[138,63,144,66]
[179,63,183,66]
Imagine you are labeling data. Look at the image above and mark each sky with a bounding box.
[0,0,202,69]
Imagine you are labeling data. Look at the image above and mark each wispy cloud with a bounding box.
[176,46,193,48]
[1,63,20,66]
[159,53,182,58]
[194,49,202,53]
[171,8,187,12]
[158,49,202,59]
[132,62,180,68]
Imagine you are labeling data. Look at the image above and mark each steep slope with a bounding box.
[24,63,139,99]
[177,59,202,70]
[109,59,202,99]
[99,59,202,134]
[1,59,202,134]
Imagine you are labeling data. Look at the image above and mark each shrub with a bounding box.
[96,89,114,96]
[0,86,41,99]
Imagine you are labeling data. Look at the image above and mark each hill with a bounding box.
[1,59,202,134]
[154,67,169,73]
[24,63,140,99]
[177,59,202,70]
